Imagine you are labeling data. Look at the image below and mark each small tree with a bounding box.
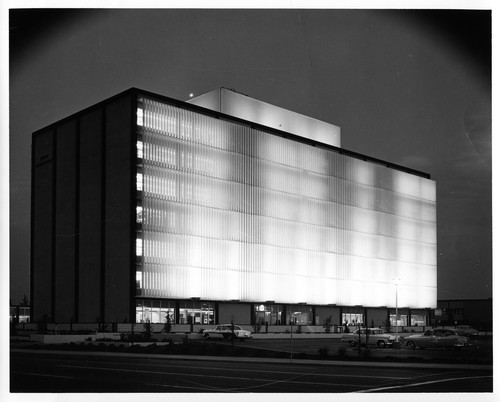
[20,294,30,307]
[143,320,152,341]
[385,317,391,333]
[252,316,264,333]
[97,317,108,332]
[323,315,333,333]
[163,313,172,334]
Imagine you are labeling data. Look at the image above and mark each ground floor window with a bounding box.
[287,305,313,325]
[179,301,215,325]
[136,300,175,323]
[254,304,283,325]
[390,314,408,327]
[410,314,427,326]
[10,307,30,323]
[342,312,364,326]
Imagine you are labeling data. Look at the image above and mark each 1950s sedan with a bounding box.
[403,329,468,350]
[454,325,480,337]
[203,324,252,340]
[341,328,395,348]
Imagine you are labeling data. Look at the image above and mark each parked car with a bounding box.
[403,329,468,350]
[454,325,480,337]
[203,324,252,340]
[341,328,395,348]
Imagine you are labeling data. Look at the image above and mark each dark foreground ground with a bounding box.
[10,336,493,393]
[11,349,492,393]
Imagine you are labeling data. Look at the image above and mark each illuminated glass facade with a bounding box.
[136,95,436,310]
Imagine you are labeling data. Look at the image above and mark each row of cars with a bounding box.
[341,325,479,350]
[201,323,479,350]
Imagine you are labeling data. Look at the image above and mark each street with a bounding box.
[11,349,492,393]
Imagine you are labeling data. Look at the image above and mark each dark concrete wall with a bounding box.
[78,108,104,322]
[32,130,54,322]
[104,96,133,323]
[31,92,135,323]
[218,303,252,324]
[54,120,77,322]
[366,309,387,328]
[315,306,341,326]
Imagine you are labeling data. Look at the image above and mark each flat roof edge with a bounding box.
[32,87,432,180]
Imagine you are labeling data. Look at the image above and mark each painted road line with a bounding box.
[59,364,372,389]
[354,375,493,393]
[12,371,74,379]
[61,359,411,380]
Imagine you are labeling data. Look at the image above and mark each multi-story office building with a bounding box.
[31,88,437,328]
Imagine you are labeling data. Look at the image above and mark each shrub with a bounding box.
[96,318,108,332]
[361,347,372,360]
[323,316,333,334]
[337,347,347,358]
[318,346,329,358]
[143,321,152,341]
[37,315,49,334]
[10,320,18,336]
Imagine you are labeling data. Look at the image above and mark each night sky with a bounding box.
[8,8,491,305]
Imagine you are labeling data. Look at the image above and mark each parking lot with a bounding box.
[203,335,492,364]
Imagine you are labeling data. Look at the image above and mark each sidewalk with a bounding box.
[10,348,492,371]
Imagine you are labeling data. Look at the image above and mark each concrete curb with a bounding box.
[10,348,492,371]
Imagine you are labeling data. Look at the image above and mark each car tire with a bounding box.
[377,340,386,348]
[205,334,210,340]
[349,340,357,347]
[407,341,416,350]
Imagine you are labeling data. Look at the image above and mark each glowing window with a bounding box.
[390,314,408,327]
[342,313,364,326]
[136,238,143,256]
[137,108,144,126]
[137,141,143,159]
[136,173,143,191]
[136,271,143,289]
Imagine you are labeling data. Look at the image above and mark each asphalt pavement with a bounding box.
[10,349,493,393]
